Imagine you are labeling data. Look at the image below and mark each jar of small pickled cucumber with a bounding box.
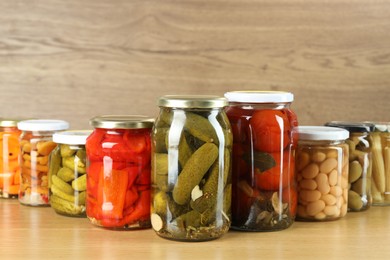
[49,130,92,217]
[0,119,22,198]
[325,122,374,212]
[151,95,233,241]
[364,122,390,206]
[17,119,70,206]
[224,91,298,231]
[296,126,349,221]
[86,115,154,229]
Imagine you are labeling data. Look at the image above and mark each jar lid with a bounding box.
[53,130,92,145]
[363,121,390,132]
[0,119,21,127]
[90,115,154,129]
[297,126,350,141]
[224,91,294,103]
[158,95,228,108]
[324,121,375,133]
[17,119,70,131]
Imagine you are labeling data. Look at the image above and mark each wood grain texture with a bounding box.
[0,0,389,129]
[1,199,390,259]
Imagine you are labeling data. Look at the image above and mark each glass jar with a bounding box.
[17,119,69,206]
[86,115,154,229]
[151,95,232,241]
[296,126,349,221]
[365,122,390,206]
[49,130,92,217]
[0,119,22,198]
[224,91,298,231]
[325,122,374,212]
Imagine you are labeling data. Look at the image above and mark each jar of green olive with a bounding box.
[364,122,390,206]
[296,126,349,221]
[325,122,375,212]
[151,95,233,241]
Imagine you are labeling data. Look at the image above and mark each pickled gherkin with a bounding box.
[49,131,91,217]
[151,95,232,242]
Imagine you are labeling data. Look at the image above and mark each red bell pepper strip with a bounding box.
[98,168,128,220]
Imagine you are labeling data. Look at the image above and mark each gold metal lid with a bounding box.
[158,95,228,108]
[90,115,154,129]
[0,119,20,127]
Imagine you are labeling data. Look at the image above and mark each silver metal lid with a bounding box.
[158,95,228,108]
[90,115,154,129]
[0,119,20,127]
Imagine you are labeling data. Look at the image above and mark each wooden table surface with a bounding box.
[1,199,389,259]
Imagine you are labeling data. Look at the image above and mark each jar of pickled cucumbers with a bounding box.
[86,115,154,229]
[296,126,349,221]
[49,130,92,217]
[365,122,390,206]
[0,119,22,198]
[151,95,232,241]
[325,121,374,212]
[17,119,69,206]
[224,91,298,231]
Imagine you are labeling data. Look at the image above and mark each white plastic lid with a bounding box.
[298,126,350,141]
[53,130,92,145]
[17,119,69,131]
[224,91,294,103]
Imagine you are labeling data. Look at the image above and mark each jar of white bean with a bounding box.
[296,126,349,221]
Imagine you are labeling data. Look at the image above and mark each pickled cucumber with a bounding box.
[60,144,76,157]
[173,143,218,205]
[62,156,86,174]
[57,167,75,182]
[76,149,86,165]
[50,194,85,216]
[48,148,61,188]
[184,112,218,144]
[52,175,74,195]
[154,127,169,153]
[190,161,219,213]
[178,133,192,167]
[51,183,75,202]
[72,174,87,191]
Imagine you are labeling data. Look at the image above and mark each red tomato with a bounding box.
[255,152,295,191]
[250,110,291,153]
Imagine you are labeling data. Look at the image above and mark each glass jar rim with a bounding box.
[158,95,228,108]
[17,119,69,131]
[297,126,349,141]
[0,119,21,127]
[90,115,154,129]
[224,91,294,103]
[325,121,375,133]
[53,130,92,145]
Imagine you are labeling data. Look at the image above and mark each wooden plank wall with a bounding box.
[0,0,389,129]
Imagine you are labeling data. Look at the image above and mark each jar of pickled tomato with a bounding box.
[17,119,70,206]
[224,91,298,231]
[86,115,154,229]
[0,119,22,198]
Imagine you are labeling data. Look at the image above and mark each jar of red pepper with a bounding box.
[86,115,154,229]
[224,91,298,231]
[0,119,22,198]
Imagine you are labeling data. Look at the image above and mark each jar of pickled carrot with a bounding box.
[224,91,298,231]
[86,115,154,229]
[17,119,69,206]
[0,119,22,198]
